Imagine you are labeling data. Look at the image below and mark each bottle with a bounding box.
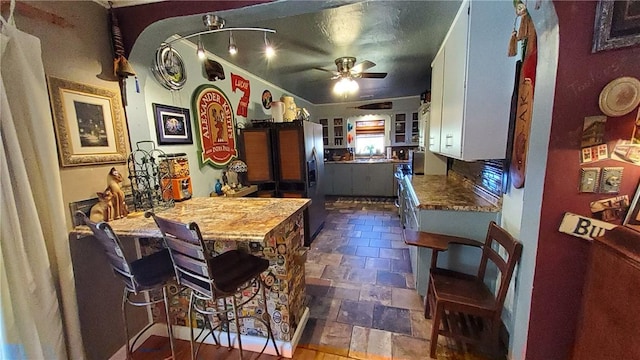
[215,179,223,195]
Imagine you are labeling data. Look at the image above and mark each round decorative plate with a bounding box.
[599,76,640,117]
[152,46,187,90]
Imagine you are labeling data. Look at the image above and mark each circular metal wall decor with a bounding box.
[152,46,187,90]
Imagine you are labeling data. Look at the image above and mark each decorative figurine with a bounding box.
[89,189,114,222]
[215,179,223,195]
[107,167,128,219]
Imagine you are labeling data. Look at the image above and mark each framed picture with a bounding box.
[152,103,193,145]
[47,77,127,167]
[592,0,640,52]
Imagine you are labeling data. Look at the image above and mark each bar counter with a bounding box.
[71,197,311,358]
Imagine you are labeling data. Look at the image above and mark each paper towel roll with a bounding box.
[271,101,284,122]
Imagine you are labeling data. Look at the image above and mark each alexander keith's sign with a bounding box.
[192,85,237,168]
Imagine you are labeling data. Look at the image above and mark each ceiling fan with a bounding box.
[318,57,387,95]
[321,56,388,80]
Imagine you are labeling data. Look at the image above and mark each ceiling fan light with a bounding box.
[348,78,359,93]
[334,77,350,95]
[196,35,206,60]
[228,32,238,55]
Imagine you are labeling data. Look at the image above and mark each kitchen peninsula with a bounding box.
[70,197,310,358]
[401,173,500,296]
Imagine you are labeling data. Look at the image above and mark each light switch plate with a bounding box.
[600,167,624,193]
[579,167,601,193]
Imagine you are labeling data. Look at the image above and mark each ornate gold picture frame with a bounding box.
[592,0,640,52]
[47,77,127,167]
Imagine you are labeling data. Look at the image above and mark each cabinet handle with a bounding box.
[445,134,453,147]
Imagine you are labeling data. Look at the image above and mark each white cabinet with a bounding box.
[392,112,419,146]
[430,0,515,160]
[319,117,347,148]
[429,50,444,153]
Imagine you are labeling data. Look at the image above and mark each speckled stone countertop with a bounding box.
[73,197,310,241]
[409,174,500,212]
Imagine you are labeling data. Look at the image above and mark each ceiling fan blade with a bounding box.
[313,67,338,74]
[359,72,388,79]
[351,60,376,73]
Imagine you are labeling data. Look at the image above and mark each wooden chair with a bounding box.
[426,221,522,358]
[145,211,280,360]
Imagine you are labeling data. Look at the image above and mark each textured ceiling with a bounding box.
[128,1,463,104]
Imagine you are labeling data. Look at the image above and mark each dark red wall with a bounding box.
[527,2,640,359]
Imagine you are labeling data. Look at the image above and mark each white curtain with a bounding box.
[1,3,84,359]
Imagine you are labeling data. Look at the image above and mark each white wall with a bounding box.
[500,2,558,358]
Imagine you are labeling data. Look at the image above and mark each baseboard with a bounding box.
[109,307,309,359]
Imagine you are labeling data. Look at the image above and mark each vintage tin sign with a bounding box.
[192,85,237,168]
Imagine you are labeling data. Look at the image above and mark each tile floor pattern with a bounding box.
[133,198,499,360]
[297,198,497,360]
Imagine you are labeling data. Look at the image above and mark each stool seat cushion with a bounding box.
[209,250,269,294]
[131,248,174,288]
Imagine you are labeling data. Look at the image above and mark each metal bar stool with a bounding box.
[76,211,176,360]
[146,211,280,360]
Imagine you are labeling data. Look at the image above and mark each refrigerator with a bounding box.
[240,120,326,246]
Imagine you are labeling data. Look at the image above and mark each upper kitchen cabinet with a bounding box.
[392,112,420,146]
[430,0,515,161]
[319,117,347,149]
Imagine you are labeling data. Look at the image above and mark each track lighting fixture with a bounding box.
[158,14,275,60]
[264,32,275,58]
[196,35,206,59]
[228,31,237,55]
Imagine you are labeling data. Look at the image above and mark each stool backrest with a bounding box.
[75,211,138,292]
[479,221,523,311]
[145,211,215,298]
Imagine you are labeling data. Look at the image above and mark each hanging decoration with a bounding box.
[231,73,251,117]
[108,2,136,103]
[508,0,538,189]
[192,85,237,168]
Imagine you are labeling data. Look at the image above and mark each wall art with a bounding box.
[47,77,127,167]
[192,84,237,168]
[152,103,192,145]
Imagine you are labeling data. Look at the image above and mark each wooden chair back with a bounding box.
[75,211,137,292]
[146,211,215,298]
[478,221,523,311]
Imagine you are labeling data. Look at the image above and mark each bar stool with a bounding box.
[76,211,176,360]
[146,211,280,360]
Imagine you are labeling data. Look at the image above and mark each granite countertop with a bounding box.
[73,197,310,241]
[409,174,500,212]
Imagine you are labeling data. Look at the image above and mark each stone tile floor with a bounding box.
[296,197,497,360]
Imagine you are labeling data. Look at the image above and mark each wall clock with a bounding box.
[152,46,187,90]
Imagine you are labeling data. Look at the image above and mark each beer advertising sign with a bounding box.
[192,85,237,168]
